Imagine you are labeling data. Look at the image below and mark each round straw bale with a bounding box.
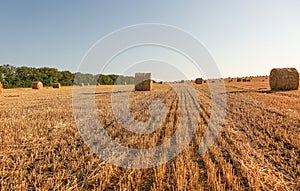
[195,78,203,84]
[0,82,3,95]
[52,83,61,88]
[32,81,43,89]
[135,73,152,91]
[269,68,299,90]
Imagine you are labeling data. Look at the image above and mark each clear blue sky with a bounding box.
[0,0,299,79]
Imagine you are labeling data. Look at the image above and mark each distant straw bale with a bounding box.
[32,81,43,89]
[269,68,299,90]
[195,78,203,84]
[135,73,152,91]
[0,82,3,95]
[52,83,61,88]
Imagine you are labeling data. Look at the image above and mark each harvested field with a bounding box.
[0,77,299,190]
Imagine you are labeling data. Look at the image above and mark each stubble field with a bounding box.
[0,77,299,190]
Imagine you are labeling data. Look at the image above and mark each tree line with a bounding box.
[0,64,134,88]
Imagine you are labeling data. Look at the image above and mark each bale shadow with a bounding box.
[80,90,132,95]
[224,89,290,94]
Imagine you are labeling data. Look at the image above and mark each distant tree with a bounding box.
[0,64,134,88]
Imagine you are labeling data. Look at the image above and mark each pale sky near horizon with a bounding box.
[0,0,299,80]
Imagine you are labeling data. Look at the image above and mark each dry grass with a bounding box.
[0,77,299,190]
